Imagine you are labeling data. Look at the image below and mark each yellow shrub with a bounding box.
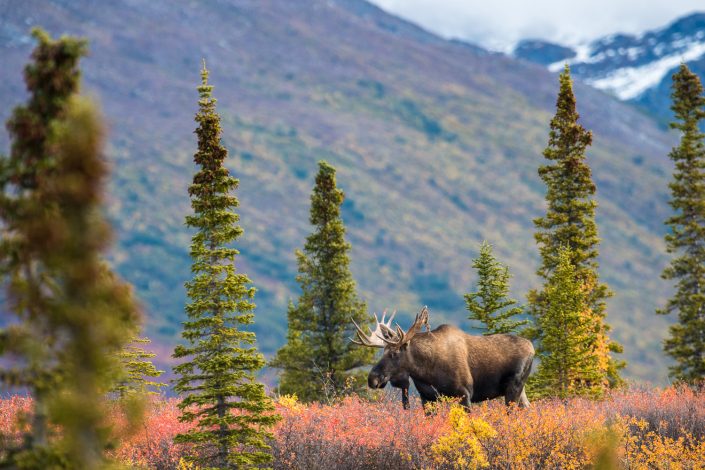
[278,394,304,414]
[431,405,496,469]
[176,458,199,470]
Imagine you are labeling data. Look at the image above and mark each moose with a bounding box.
[352,307,534,409]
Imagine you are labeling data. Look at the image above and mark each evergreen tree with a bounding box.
[172,64,278,469]
[465,241,527,335]
[528,65,624,391]
[271,161,374,402]
[0,30,87,462]
[530,248,609,399]
[0,30,140,467]
[113,336,165,398]
[1,85,142,467]
[657,64,705,382]
[41,96,142,467]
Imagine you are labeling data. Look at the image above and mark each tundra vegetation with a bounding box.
[0,29,705,470]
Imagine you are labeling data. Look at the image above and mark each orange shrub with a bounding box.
[272,393,449,468]
[1,385,705,469]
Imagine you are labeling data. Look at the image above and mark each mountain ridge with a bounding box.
[513,12,705,123]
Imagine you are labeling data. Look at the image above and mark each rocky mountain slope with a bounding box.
[513,12,705,123]
[0,0,677,382]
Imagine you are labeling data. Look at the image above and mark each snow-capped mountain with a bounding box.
[513,13,705,122]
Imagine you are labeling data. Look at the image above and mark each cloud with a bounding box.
[369,0,704,51]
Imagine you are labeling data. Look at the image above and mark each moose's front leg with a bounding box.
[391,376,411,410]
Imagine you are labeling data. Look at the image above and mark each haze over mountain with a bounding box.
[0,0,678,382]
[513,12,705,124]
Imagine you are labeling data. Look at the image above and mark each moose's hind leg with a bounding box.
[518,388,530,408]
[505,358,533,407]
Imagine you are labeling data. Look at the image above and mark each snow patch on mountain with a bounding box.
[586,41,705,99]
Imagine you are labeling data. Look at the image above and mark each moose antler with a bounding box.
[351,310,398,348]
[376,306,430,348]
[366,307,431,347]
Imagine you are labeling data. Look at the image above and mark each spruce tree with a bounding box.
[528,65,624,391]
[0,30,140,467]
[1,79,142,467]
[0,31,87,459]
[465,241,527,335]
[41,96,141,467]
[530,248,609,399]
[657,64,705,382]
[113,336,165,398]
[271,161,374,402]
[172,64,278,469]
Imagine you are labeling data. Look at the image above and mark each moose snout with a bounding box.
[368,372,387,389]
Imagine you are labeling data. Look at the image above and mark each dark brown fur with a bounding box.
[368,324,534,408]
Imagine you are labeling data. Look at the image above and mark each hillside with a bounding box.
[0,0,677,382]
[513,12,705,124]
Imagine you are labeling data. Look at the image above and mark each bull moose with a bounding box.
[352,306,534,409]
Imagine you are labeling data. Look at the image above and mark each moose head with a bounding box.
[352,306,430,389]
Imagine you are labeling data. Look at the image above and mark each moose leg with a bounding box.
[391,376,411,410]
[518,389,530,408]
[460,385,473,409]
[413,380,439,414]
[504,380,524,406]
[506,357,533,407]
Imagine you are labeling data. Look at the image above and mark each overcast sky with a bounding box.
[369,0,704,51]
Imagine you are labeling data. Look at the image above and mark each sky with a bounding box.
[369,0,704,51]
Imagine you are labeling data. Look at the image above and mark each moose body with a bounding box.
[354,308,534,409]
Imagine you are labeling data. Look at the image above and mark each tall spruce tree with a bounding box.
[1,30,140,467]
[271,161,374,402]
[465,241,527,335]
[528,65,624,392]
[0,30,87,463]
[530,248,609,399]
[40,96,142,467]
[1,71,142,469]
[172,64,278,469]
[657,64,705,382]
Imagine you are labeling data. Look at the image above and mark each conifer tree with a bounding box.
[113,336,165,398]
[172,64,278,469]
[0,31,87,461]
[528,65,624,391]
[1,67,142,467]
[530,248,609,399]
[465,241,527,335]
[41,96,142,467]
[0,30,140,467]
[658,64,705,382]
[271,161,374,402]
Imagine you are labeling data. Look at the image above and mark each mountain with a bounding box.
[513,12,705,123]
[0,0,676,382]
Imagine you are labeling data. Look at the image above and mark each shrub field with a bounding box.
[2,385,705,469]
